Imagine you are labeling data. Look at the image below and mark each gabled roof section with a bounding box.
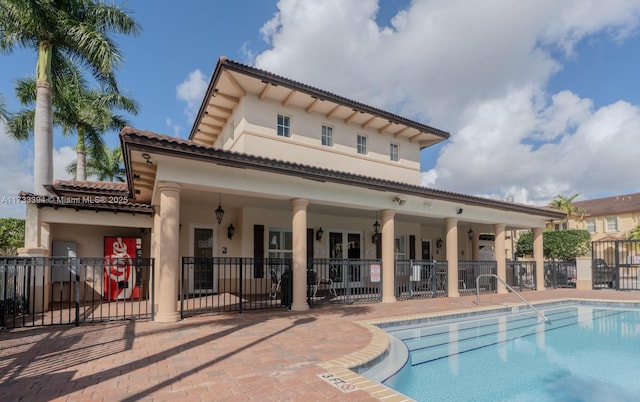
[573,192,640,216]
[122,126,564,220]
[189,57,450,149]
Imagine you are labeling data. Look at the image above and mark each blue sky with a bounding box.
[2,0,640,218]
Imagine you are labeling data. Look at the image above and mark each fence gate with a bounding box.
[1,257,154,329]
[592,240,640,291]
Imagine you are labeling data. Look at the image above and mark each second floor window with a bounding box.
[390,143,399,161]
[277,114,290,137]
[605,217,618,232]
[321,125,333,146]
[357,135,367,155]
[585,219,597,233]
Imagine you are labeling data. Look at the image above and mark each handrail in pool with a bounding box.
[475,274,551,324]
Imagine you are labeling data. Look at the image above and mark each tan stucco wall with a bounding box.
[223,94,422,185]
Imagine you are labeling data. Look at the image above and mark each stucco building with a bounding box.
[19,57,564,322]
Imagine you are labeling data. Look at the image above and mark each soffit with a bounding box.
[190,58,449,149]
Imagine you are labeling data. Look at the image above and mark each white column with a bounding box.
[445,217,460,297]
[290,198,309,311]
[155,182,181,322]
[533,227,545,291]
[381,209,396,303]
[494,223,507,294]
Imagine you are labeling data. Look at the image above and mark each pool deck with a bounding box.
[1,289,638,401]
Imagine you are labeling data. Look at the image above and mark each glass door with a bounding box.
[189,227,218,294]
[328,231,363,286]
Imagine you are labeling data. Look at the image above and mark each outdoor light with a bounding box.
[215,193,225,224]
[316,227,324,242]
[468,228,474,240]
[227,223,235,240]
[372,217,381,244]
[142,153,153,166]
[457,208,463,215]
[436,238,443,251]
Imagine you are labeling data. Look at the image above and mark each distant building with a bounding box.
[568,193,640,240]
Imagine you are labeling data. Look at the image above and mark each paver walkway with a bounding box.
[1,289,638,401]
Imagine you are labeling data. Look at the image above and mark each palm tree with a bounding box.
[8,59,139,180]
[549,193,586,230]
[0,92,9,121]
[0,0,140,194]
[67,145,125,182]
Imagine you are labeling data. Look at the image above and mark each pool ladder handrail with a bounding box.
[475,274,551,324]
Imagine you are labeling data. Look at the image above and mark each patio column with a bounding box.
[291,198,309,311]
[445,217,460,297]
[381,209,396,303]
[533,227,545,291]
[155,182,181,322]
[494,223,507,294]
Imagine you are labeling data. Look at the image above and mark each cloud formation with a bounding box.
[176,69,208,124]
[252,0,640,205]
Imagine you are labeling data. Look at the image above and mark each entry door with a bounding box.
[189,227,218,294]
[421,240,432,260]
[329,231,363,285]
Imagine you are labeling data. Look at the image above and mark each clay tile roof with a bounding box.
[120,126,566,219]
[573,192,640,216]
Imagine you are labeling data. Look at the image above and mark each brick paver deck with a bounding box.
[1,289,638,401]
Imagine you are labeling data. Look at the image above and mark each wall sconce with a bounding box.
[468,228,474,240]
[142,153,153,166]
[457,208,463,215]
[436,238,443,253]
[372,219,381,244]
[315,227,324,242]
[215,193,224,224]
[227,223,235,240]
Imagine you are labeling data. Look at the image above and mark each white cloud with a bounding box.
[176,69,208,123]
[253,0,640,205]
[0,122,32,217]
[53,146,76,182]
[165,117,181,137]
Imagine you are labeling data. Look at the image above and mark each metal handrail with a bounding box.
[475,274,551,324]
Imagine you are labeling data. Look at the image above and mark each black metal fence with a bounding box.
[506,260,537,290]
[395,260,448,300]
[592,240,640,290]
[458,261,497,295]
[307,259,382,305]
[544,260,577,288]
[180,257,291,317]
[1,257,153,329]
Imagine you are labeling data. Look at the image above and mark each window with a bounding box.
[268,227,292,259]
[357,135,367,155]
[321,125,333,146]
[554,222,568,231]
[394,235,406,260]
[390,143,399,161]
[585,219,597,233]
[277,114,290,137]
[605,217,618,232]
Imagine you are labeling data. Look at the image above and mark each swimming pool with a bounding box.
[371,301,640,402]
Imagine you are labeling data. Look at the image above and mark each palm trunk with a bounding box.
[76,127,86,181]
[33,43,53,194]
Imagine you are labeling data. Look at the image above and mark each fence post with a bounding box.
[239,258,243,314]
[74,258,80,327]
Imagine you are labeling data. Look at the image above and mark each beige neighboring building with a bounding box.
[568,193,640,241]
[19,57,565,322]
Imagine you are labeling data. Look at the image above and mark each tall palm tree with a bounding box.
[0,0,140,194]
[66,145,125,182]
[8,59,139,180]
[0,92,9,122]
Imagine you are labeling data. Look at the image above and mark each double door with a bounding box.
[329,231,363,287]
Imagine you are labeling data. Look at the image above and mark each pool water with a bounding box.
[381,303,640,402]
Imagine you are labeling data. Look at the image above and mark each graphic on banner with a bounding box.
[104,237,141,300]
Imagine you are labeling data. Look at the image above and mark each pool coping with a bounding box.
[317,297,640,401]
